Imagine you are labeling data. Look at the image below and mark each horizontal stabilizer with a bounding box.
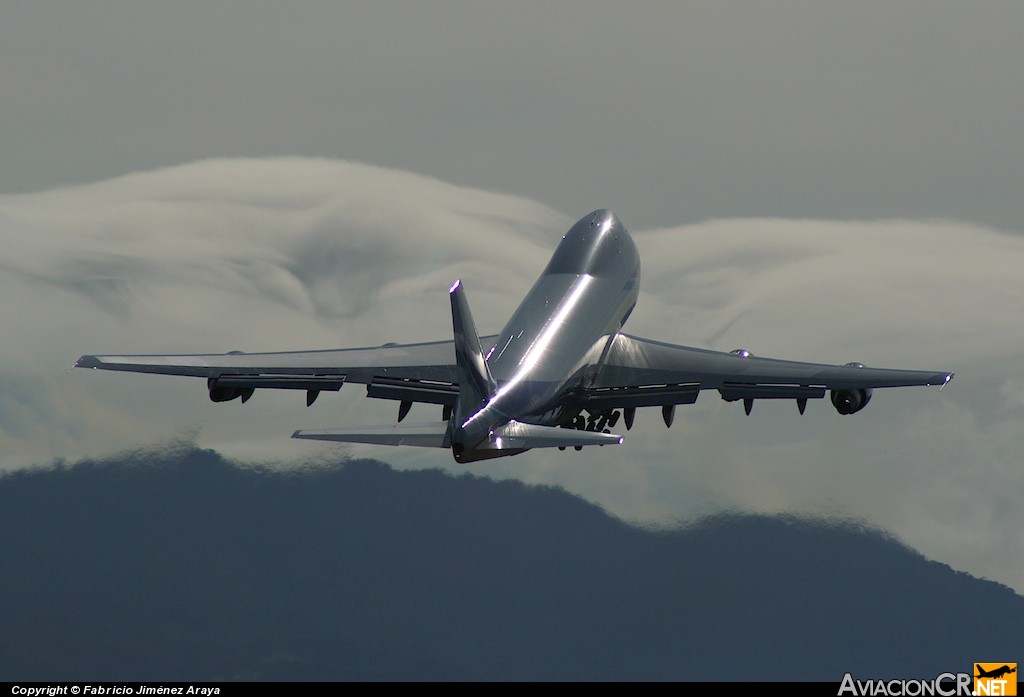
[292,422,450,448]
[490,420,623,450]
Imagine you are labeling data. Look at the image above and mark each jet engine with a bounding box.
[830,388,872,415]
[207,379,253,403]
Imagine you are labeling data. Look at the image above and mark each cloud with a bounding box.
[0,157,564,463]
[2,157,1023,594]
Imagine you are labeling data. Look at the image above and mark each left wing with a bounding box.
[584,334,952,414]
[75,338,485,406]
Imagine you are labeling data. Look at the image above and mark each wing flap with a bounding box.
[365,377,458,406]
[212,375,346,391]
[584,383,701,409]
[718,384,827,401]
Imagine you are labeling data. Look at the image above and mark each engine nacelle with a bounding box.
[209,385,241,402]
[830,388,872,415]
[207,386,239,403]
[207,379,254,403]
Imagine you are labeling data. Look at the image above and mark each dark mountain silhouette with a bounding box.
[1,446,1020,680]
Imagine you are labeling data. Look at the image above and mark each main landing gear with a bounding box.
[558,409,622,451]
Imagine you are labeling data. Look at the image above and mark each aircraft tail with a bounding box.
[449,280,495,413]
[446,279,624,460]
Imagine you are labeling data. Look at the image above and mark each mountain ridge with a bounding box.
[2,447,1018,680]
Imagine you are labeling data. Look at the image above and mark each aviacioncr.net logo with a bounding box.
[838,672,973,696]
[974,663,1017,696]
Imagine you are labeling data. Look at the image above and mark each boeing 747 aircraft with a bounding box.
[77,210,952,462]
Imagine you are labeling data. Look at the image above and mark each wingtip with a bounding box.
[448,279,462,294]
[75,355,101,369]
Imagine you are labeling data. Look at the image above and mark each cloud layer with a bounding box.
[2,158,1022,592]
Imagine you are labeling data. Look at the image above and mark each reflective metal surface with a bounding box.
[77,209,953,464]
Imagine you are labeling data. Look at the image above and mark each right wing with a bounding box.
[583,333,952,413]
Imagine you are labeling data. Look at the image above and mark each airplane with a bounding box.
[976,665,1017,680]
[76,209,953,463]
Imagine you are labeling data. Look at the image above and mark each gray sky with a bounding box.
[2,3,1022,231]
[2,4,1024,592]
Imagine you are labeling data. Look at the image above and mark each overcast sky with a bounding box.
[2,4,1024,593]
[3,3,1022,231]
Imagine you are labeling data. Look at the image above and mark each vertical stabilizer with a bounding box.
[449,280,495,414]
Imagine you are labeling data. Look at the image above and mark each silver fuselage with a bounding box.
[453,210,639,459]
